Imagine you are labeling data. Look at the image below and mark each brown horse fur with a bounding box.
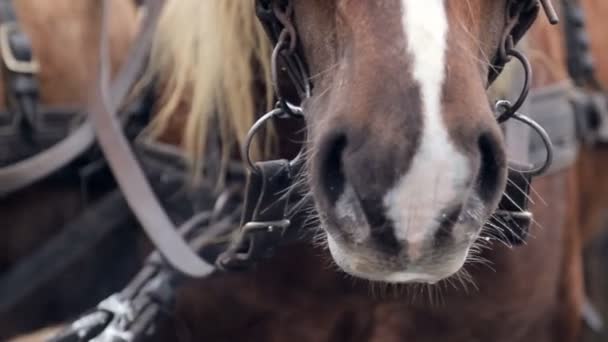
[0,0,138,339]
[142,1,608,342]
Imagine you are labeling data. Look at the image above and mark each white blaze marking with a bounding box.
[384,0,469,247]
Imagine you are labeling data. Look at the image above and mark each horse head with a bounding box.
[293,0,537,283]
[150,0,551,284]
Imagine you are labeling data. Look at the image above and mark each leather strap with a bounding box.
[217,160,295,270]
[89,0,215,277]
[0,123,94,196]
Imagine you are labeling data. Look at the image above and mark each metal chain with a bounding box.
[245,0,309,174]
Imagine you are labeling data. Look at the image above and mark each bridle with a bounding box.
[249,0,559,245]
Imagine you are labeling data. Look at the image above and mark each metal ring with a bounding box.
[502,110,554,177]
[271,33,289,99]
[271,32,311,106]
[282,51,311,99]
[277,99,305,118]
[272,1,297,53]
[495,48,532,123]
[511,112,554,176]
[243,108,284,173]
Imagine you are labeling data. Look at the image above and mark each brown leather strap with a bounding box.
[89,0,215,277]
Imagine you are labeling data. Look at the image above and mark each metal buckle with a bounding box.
[216,219,290,271]
[90,295,135,342]
[0,23,39,74]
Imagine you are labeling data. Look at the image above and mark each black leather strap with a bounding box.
[217,159,297,270]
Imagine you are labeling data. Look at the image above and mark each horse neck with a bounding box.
[0,0,138,109]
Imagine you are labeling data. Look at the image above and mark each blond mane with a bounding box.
[146,0,272,176]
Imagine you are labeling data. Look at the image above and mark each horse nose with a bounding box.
[313,127,404,252]
[315,126,401,206]
[475,130,507,203]
[316,130,348,206]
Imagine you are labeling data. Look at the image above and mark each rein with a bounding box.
[88,0,220,278]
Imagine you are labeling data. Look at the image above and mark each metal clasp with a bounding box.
[216,219,290,271]
[0,23,39,74]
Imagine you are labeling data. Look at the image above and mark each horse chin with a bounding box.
[325,232,473,284]
[322,194,489,285]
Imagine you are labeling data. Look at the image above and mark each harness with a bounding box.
[37,0,607,340]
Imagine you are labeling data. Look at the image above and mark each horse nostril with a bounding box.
[476,131,505,202]
[319,132,347,205]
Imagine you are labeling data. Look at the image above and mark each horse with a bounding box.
[13,0,607,341]
[130,0,608,341]
[0,0,140,339]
